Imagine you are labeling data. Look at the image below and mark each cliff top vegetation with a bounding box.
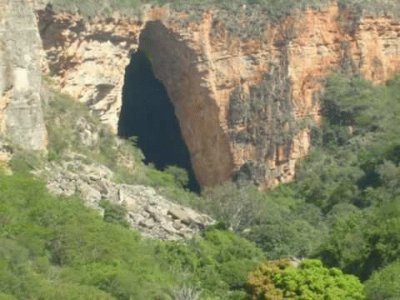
[49,0,400,19]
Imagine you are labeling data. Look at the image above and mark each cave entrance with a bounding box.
[118,50,200,192]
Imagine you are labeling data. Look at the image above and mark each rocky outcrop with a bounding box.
[38,9,142,131]
[0,0,47,154]
[38,154,214,240]
[38,3,400,188]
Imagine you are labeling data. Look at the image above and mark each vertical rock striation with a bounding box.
[0,0,47,152]
[139,20,234,187]
[38,3,400,188]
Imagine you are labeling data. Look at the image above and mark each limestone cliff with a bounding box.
[38,3,400,188]
[38,9,142,130]
[0,0,47,153]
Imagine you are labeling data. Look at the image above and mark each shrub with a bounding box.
[157,228,265,298]
[9,151,46,174]
[164,165,189,189]
[201,182,267,232]
[0,172,174,299]
[246,259,365,299]
[99,200,130,228]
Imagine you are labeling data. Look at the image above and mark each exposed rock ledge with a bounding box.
[36,154,214,240]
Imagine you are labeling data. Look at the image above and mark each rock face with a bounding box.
[0,0,47,153]
[38,9,142,131]
[38,3,400,188]
[38,155,214,240]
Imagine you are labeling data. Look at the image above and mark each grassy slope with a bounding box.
[0,171,265,299]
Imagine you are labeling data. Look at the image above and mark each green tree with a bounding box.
[365,261,400,300]
[201,182,266,232]
[157,228,265,298]
[246,259,365,299]
[164,165,189,188]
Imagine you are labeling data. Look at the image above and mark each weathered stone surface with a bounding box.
[38,3,400,189]
[37,9,142,131]
[0,0,47,152]
[37,154,214,240]
[140,5,400,189]
[168,207,196,226]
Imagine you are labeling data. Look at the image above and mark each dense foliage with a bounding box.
[302,74,400,279]
[365,260,400,300]
[0,0,398,299]
[3,54,400,298]
[0,171,267,299]
[0,172,171,299]
[246,259,364,299]
[194,73,400,298]
[157,228,265,298]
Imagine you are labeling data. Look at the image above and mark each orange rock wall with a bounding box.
[39,3,400,188]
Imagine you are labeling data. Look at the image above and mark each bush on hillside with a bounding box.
[246,259,365,299]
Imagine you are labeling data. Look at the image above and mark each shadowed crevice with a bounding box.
[118,50,200,192]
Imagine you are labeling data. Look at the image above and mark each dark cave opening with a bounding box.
[118,50,200,192]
